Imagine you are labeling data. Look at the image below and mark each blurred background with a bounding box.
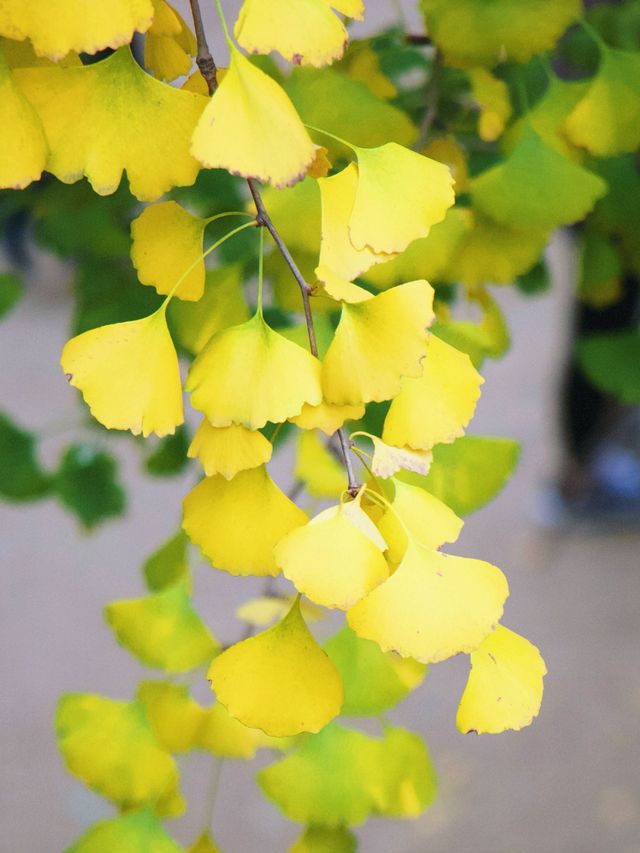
[1,1,640,852]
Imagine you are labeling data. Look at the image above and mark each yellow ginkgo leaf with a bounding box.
[316,265,372,304]
[317,164,392,282]
[60,307,183,438]
[14,47,206,200]
[191,44,314,187]
[169,264,249,355]
[383,334,483,451]
[197,702,263,759]
[294,430,346,499]
[186,312,322,429]
[343,42,397,101]
[208,598,343,736]
[188,832,223,853]
[306,144,332,178]
[274,503,389,609]
[467,67,512,142]
[236,595,325,628]
[349,143,455,255]
[322,280,434,405]
[144,0,196,82]
[137,681,206,753]
[347,541,509,664]
[0,0,153,61]
[235,0,348,67]
[377,479,463,563]
[456,625,547,734]
[188,419,272,479]
[0,47,48,190]
[368,436,433,479]
[182,466,307,577]
[291,399,365,436]
[290,826,357,853]
[422,135,469,193]
[330,0,364,18]
[131,201,208,301]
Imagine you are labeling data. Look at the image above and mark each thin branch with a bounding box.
[188,0,218,93]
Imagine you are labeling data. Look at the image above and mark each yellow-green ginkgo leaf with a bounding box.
[467,67,512,142]
[322,280,434,406]
[259,177,321,255]
[143,530,190,592]
[324,624,426,716]
[291,399,365,436]
[66,810,182,853]
[317,164,392,282]
[471,124,607,230]
[191,44,314,187]
[56,693,178,805]
[208,598,343,736]
[236,595,325,628]
[373,725,437,818]
[343,41,397,101]
[420,0,580,67]
[377,478,463,563]
[235,0,348,67]
[290,826,357,853]
[188,832,223,853]
[347,541,509,663]
[294,429,346,499]
[258,723,379,826]
[131,201,208,301]
[349,143,455,255]
[456,625,547,734]
[563,47,640,156]
[188,419,272,479]
[154,781,186,818]
[182,466,307,576]
[383,334,483,451]
[0,47,48,190]
[274,503,389,609]
[169,264,249,355]
[368,436,433,479]
[105,582,219,673]
[60,307,183,438]
[144,0,196,82]
[14,47,206,200]
[186,312,322,429]
[316,265,372,304]
[423,135,470,193]
[137,681,206,753]
[196,702,263,759]
[0,0,154,61]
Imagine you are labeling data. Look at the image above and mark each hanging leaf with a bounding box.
[0,412,50,501]
[65,809,182,853]
[143,531,190,592]
[54,444,125,528]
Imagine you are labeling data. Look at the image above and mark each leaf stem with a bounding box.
[304,123,355,152]
[211,0,232,46]
[257,226,265,314]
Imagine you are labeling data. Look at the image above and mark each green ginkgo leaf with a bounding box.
[373,725,437,818]
[289,826,357,853]
[142,531,190,592]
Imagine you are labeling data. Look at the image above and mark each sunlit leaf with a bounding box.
[188,419,272,479]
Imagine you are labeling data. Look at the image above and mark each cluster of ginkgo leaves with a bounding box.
[2,0,639,850]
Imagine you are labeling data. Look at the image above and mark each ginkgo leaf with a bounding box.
[260,178,321,255]
[0,47,48,190]
[291,399,365,436]
[349,143,455,255]
[563,47,640,156]
[188,419,272,479]
[188,832,224,853]
[196,702,263,759]
[420,0,580,67]
[182,466,307,576]
[316,265,372,304]
[105,582,219,673]
[56,694,178,805]
[169,264,249,355]
[324,624,426,716]
[0,0,154,61]
[191,44,314,187]
[289,826,357,853]
[186,312,322,429]
[306,144,332,178]
[60,307,183,438]
[368,436,433,479]
[373,725,437,818]
[294,430,346,499]
[258,723,379,826]
[317,164,392,282]
[274,503,389,609]
[14,47,207,200]
[472,124,607,230]
[343,41,396,101]
[322,280,434,405]
[377,479,463,563]
[131,201,208,301]
[237,595,325,627]
[330,0,364,19]
[456,625,547,734]
[143,531,190,592]
[137,681,206,753]
[208,598,343,736]
[144,0,196,82]
[235,0,348,67]
[66,810,182,853]
[383,334,483,450]
[422,135,469,193]
[467,67,512,142]
[347,541,509,663]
